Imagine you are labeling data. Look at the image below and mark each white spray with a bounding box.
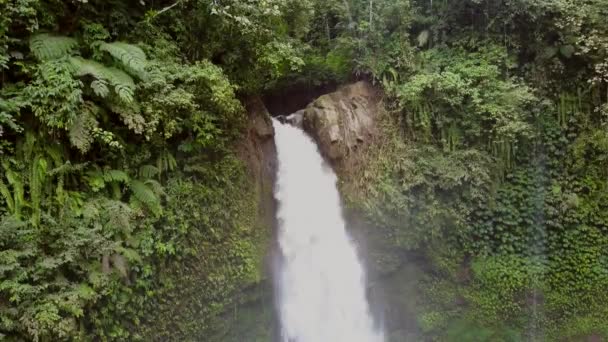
[273,118,383,342]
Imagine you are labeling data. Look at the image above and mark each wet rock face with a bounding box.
[283,109,305,129]
[246,96,275,141]
[240,95,277,248]
[297,81,379,165]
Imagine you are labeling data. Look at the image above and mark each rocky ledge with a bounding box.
[283,81,380,168]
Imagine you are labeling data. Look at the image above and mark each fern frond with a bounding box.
[129,180,156,204]
[49,162,88,176]
[157,149,177,179]
[105,67,136,88]
[44,145,64,168]
[139,165,159,179]
[30,155,47,226]
[70,57,106,79]
[144,179,165,196]
[30,34,78,60]
[109,70,136,103]
[4,169,24,219]
[99,42,147,74]
[91,79,110,98]
[69,57,136,103]
[108,101,145,134]
[103,170,130,183]
[69,105,98,153]
[129,180,161,215]
[0,179,15,213]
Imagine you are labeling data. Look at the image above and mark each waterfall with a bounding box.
[272,118,383,342]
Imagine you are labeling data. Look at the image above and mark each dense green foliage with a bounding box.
[1,0,608,340]
[0,0,305,340]
[338,0,608,340]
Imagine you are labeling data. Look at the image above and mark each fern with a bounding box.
[139,165,159,179]
[44,145,64,168]
[29,37,145,103]
[48,162,88,176]
[69,57,136,103]
[105,66,136,102]
[129,180,161,215]
[30,155,48,226]
[157,149,177,179]
[0,179,15,213]
[99,42,148,79]
[103,170,129,183]
[90,79,110,98]
[144,179,165,197]
[107,100,145,134]
[111,81,135,103]
[83,169,126,199]
[29,34,78,61]
[129,180,156,204]
[86,171,104,192]
[68,103,99,153]
[3,168,25,220]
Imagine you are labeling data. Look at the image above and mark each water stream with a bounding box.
[272,118,383,342]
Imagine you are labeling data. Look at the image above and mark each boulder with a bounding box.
[299,81,379,166]
[284,109,305,129]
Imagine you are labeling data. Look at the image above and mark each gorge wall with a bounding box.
[273,81,421,341]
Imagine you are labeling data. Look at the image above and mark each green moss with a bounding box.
[341,80,608,340]
[129,157,271,340]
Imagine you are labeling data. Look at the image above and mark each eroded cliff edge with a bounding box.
[284,81,380,170]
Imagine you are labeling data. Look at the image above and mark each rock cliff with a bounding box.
[285,81,380,169]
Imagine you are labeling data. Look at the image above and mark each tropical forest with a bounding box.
[1,0,607,341]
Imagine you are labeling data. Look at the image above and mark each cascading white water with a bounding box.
[273,118,383,342]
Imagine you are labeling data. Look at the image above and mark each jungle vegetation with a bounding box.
[1,0,607,341]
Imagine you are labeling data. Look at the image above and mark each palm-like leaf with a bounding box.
[103,170,130,183]
[29,34,78,60]
[99,42,148,80]
[69,57,136,103]
[90,79,110,98]
[0,179,15,213]
[139,165,159,179]
[129,180,161,215]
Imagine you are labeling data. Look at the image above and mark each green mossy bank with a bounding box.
[337,87,608,341]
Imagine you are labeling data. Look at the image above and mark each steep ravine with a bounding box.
[260,81,422,341]
[214,82,424,341]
